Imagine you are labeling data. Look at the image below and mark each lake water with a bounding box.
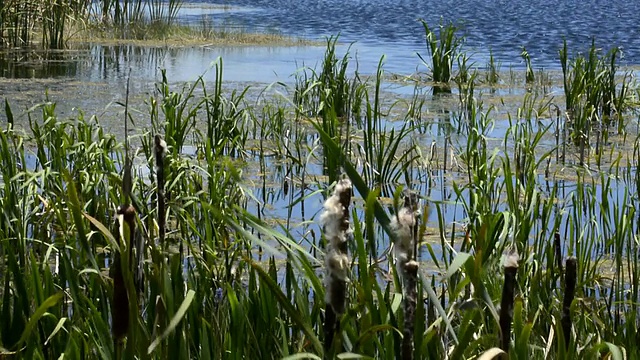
[188,0,640,71]
[1,0,639,83]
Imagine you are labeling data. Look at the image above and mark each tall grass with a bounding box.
[0,0,183,48]
[559,39,632,149]
[418,19,464,94]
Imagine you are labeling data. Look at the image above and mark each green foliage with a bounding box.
[559,39,632,148]
[1,37,640,360]
[418,19,464,93]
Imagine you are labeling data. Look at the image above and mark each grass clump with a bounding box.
[418,19,464,94]
[559,39,632,149]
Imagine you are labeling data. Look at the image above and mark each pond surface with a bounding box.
[189,0,640,71]
[1,0,640,84]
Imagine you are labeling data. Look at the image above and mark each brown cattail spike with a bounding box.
[499,250,519,352]
[402,260,419,360]
[154,135,167,246]
[392,190,419,279]
[116,204,144,294]
[111,252,129,342]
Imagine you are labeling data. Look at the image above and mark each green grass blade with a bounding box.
[148,289,196,354]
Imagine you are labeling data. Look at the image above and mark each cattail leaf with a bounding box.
[389,293,403,313]
[44,317,67,345]
[337,352,374,359]
[248,259,323,355]
[445,252,472,280]
[476,348,506,360]
[84,213,120,253]
[424,280,458,344]
[147,289,196,354]
[354,325,398,351]
[587,342,624,360]
[63,170,99,270]
[4,99,13,127]
[16,292,64,347]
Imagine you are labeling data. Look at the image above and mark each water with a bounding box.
[187,0,640,71]
[2,0,640,84]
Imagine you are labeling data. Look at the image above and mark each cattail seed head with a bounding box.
[322,177,352,349]
[320,178,352,249]
[392,192,419,276]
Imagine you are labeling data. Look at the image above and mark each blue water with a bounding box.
[185,0,640,72]
[2,0,639,82]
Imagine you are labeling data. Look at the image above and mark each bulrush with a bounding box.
[391,191,419,279]
[321,178,352,353]
[154,134,167,246]
[111,204,144,343]
[111,250,129,342]
[392,190,420,360]
[499,248,519,353]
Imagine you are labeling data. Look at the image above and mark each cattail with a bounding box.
[111,251,129,342]
[117,205,144,294]
[154,135,167,246]
[499,249,519,352]
[391,191,419,280]
[392,190,420,360]
[321,178,352,353]
[554,232,563,274]
[561,257,577,349]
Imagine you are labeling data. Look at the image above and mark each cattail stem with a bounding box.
[499,252,519,352]
[392,190,420,360]
[402,261,419,360]
[562,257,577,349]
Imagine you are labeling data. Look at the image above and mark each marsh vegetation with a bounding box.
[0,0,304,49]
[1,18,640,360]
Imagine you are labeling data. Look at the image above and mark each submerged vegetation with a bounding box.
[2,21,640,360]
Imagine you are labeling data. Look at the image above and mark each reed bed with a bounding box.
[1,32,640,360]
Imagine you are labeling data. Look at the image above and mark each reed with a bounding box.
[560,39,632,148]
[321,178,352,354]
[418,19,463,94]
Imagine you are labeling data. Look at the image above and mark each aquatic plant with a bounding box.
[320,178,352,353]
[521,46,535,85]
[418,19,464,94]
[484,50,500,85]
[559,39,632,149]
